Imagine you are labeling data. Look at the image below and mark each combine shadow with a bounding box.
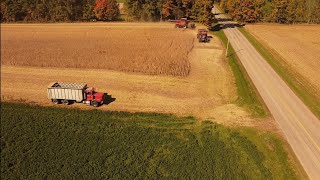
[103,93,116,105]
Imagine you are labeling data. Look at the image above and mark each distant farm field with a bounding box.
[1,23,193,76]
[245,24,320,98]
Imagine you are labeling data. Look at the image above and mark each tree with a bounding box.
[219,0,227,12]
[191,0,215,24]
[1,2,8,22]
[162,0,176,19]
[181,0,194,18]
[270,0,289,23]
[94,0,119,21]
[286,0,306,23]
[1,0,319,24]
[83,0,96,20]
[261,0,272,22]
[307,0,320,23]
[229,0,264,23]
[141,0,160,21]
[49,0,70,21]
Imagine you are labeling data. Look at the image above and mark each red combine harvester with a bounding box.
[175,18,188,28]
[47,82,105,107]
[174,18,195,29]
[197,29,209,43]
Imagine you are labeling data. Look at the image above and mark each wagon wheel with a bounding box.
[63,99,70,105]
[92,100,99,107]
[52,99,60,104]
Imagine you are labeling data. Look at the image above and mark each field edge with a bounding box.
[212,30,269,118]
[238,27,320,120]
[213,29,307,178]
[1,102,302,179]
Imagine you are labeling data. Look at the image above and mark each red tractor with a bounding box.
[197,29,209,43]
[84,87,104,107]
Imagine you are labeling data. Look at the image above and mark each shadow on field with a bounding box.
[103,93,116,105]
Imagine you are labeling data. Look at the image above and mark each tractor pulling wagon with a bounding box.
[47,82,104,107]
[197,29,209,43]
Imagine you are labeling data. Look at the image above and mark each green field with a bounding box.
[1,103,299,179]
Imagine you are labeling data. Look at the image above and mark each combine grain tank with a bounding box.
[47,82,104,107]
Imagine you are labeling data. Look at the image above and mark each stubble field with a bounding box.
[1,22,274,127]
[245,24,320,98]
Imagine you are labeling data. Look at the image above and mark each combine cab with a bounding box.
[197,29,209,43]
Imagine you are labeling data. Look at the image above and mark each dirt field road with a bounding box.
[214,8,320,179]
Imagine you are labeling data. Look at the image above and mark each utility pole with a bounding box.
[225,38,229,57]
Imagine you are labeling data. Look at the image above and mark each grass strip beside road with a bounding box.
[1,102,299,179]
[213,30,268,117]
[238,27,320,119]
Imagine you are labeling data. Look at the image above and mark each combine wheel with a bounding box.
[63,99,70,105]
[92,101,99,107]
[52,99,60,104]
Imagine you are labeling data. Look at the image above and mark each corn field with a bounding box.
[1,23,194,77]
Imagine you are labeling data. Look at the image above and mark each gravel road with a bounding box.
[214,7,320,179]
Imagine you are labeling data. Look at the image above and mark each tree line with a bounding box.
[218,0,320,23]
[0,0,120,22]
[1,0,319,24]
[123,0,215,24]
[0,0,215,23]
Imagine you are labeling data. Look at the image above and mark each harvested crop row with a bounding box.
[1,23,194,77]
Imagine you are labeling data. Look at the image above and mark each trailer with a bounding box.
[47,82,104,107]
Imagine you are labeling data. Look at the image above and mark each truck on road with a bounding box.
[47,82,104,107]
